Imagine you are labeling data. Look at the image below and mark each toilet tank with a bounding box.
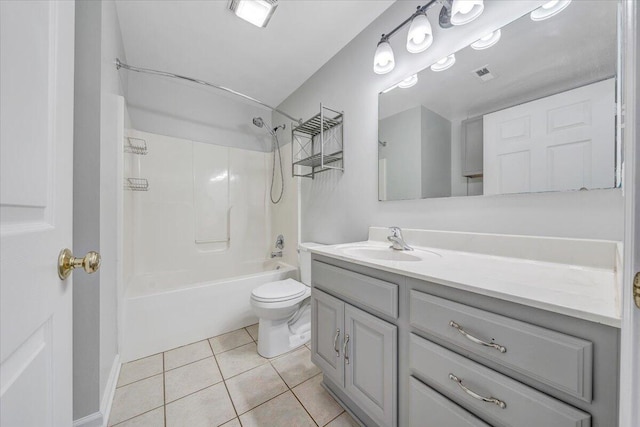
[298,242,323,286]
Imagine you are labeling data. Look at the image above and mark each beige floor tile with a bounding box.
[112,407,165,427]
[325,411,360,427]
[220,419,241,427]
[164,340,212,371]
[225,364,288,414]
[239,391,316,427]
[109,374,164,426]
[165,383,236,427]
[215,342,268,379]
[117,354,164,388]
[293,375,343,426]
[245,324,259,341]
[165,357,222,403]
[209,329,253,354]
[270,346,320,388]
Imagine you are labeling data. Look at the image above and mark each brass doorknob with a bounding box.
[58,248,101,280]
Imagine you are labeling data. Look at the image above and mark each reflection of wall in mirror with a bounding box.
[378,106,451,201]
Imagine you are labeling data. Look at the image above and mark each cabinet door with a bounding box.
[344,305,397,427]
[311,288,344,387]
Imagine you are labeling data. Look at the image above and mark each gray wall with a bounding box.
[379,107,422,200]
[277,0,624,245]
[73,0,126,420]
[420,106,451,199]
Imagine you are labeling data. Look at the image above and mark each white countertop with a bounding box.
[308,231,621,328]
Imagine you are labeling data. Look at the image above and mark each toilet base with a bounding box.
[257,303,311,358]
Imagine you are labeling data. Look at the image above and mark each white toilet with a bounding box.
[250,243,320,358]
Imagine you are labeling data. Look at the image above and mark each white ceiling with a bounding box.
[379,0,617,121]
[115,0,395,107]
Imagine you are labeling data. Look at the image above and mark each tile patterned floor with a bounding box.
[109,325,360,427]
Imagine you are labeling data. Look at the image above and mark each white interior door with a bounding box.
[1,2,76,426]
[484,78,615,195]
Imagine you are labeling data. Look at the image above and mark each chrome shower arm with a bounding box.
[115,58,302,124]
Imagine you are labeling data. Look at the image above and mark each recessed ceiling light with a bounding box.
[398,74,418,89]
[530,0,572,21]
[471,29,501,50]
[228,0,278,28]
[431,54,456,72]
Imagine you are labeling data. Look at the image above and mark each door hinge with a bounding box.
[634,272,640,309]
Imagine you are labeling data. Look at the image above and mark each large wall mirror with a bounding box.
[378,0,619,201]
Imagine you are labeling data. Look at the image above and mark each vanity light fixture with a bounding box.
[407,12,433,53]
[450,0,484,25]
[530,0,572,21]
[373,0,486,74]
[374,40,396,75]
[470,29,501,50]
[398,74,418,89]
[430,54,456,72]
[228,0,278,28]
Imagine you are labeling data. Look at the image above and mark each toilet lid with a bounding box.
[251,278,307,302]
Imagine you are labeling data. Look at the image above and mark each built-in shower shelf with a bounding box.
[124,137,148,155]
[124,177,149,191]
[292,103,344,179]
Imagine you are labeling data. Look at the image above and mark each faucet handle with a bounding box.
[389,226,402,237]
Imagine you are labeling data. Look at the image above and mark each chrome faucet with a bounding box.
[388,226,413,251]
[270,251,283,258]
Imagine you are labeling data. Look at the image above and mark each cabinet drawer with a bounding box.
[312,261,398,318]
[409,376,490,427]
[410,334,591,427]
[409,290,593,401]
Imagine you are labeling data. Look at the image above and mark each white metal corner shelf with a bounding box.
[123,136,150,191]
[292,104,344,179]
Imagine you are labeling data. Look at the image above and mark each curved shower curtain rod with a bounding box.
[115,58,302,124]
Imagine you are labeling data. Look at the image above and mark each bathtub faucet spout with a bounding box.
[270,251,283,258]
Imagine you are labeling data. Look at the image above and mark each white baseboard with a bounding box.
[100,354,121,426]
[72,412,102,427]
[72,354,121,427]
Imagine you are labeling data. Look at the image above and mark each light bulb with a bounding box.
[373,40,395,74]
[398,74,418,89]
[406,13,433,54]
[451,0,484,26]
[430,54,456,72]
[470,29,501,50]
[531,0,571,21]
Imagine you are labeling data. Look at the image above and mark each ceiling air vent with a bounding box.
[472,65,496,82]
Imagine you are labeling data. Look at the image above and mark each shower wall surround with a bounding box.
[275,0,624,244]
[124,129,272,289]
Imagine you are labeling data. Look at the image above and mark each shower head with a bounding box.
[252,117,265,128]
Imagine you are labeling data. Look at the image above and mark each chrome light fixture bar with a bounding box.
[374,0,484,74]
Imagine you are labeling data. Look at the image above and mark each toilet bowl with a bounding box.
[250,243,321,358]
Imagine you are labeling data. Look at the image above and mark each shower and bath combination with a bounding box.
[253,117,285,204]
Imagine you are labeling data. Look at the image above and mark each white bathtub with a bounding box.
[122,261,298,362]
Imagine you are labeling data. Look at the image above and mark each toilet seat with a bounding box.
[251,278,307,303]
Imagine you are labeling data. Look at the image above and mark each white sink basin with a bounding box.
[340,246,439,262]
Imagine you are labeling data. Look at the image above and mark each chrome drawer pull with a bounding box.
[449,321,507,353]
[333,329,341,357]
[343,334,350,365]
[449,373,507,409]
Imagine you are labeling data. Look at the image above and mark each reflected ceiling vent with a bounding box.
[472,65,496,82]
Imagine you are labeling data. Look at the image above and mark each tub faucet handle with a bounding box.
[275,234,284,249]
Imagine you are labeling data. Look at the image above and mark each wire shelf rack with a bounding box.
[124,177,149,191]
[124,137,148,155]
[292,103,344,179]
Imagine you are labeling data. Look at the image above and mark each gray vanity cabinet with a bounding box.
[311,286,397,427]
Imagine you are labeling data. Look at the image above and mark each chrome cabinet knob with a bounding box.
[58,248,101,280]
